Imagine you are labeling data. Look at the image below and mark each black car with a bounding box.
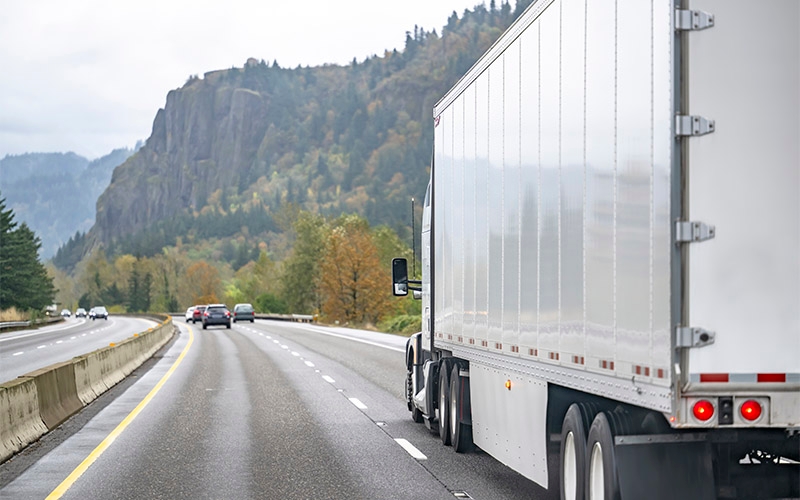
[202,304,231,329]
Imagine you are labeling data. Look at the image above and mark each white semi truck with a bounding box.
[391,1,799,498]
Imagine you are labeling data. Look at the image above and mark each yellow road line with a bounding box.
[47,325,194,499]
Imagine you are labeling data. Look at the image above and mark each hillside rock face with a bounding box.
[91,4,528,248]
[95,75,271,243]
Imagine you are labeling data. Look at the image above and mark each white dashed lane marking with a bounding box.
[395,439,427,460]
[348,398,367,410]
[252,327,425,464]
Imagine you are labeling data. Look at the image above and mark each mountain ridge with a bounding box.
[60,1,532,267]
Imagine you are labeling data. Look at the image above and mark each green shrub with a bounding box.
[379,314,421,335]
[255,293,288,314]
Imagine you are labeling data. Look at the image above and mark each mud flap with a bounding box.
[615,435,716,500]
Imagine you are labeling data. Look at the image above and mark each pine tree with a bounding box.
[0,195,56,311]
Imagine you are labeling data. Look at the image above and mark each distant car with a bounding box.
[185,306,195,322]
[60,309,71,318]
[233,303,255,323]
[202,304,231,329]
[191,305,206,323]
[92,306,109,320]
[75,308,87,318]
[88,307,96,319]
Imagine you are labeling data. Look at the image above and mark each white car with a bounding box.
[60,309,71,318]
[185,306,195,322]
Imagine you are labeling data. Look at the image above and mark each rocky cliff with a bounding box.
[91,3,530,249]
[95,72,273,243]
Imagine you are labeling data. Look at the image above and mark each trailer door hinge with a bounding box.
[676,327,716,348]
[676,221,716,243]
[676,115,715,136]
[675,9,715,31]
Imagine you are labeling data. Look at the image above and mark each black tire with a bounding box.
[438,361,451,445]
[202,323,207,330]
[586,412,621,500]
[560,404,595,500]
[250,318,254,323]
[450,364,473,453]
[226,322,231,329]
[406,368,423,423]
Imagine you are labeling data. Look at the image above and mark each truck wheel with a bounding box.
[450,364,473,453]
[438,361,451,445]
[560,404,595,500]
[586,412,620,500]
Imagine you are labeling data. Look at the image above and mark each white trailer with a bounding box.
[392,1,799,498]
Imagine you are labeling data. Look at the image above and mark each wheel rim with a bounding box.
[450,379,458,438]
[439,381,447,434]
[589,442,605,500]
[562,431,577,500]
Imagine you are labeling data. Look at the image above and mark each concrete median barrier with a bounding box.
[1,315,175,464]
[24,361,83,430]
[0,377,48,463]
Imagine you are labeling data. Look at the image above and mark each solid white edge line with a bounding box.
[300,327,405,353]
[395,438,427,460]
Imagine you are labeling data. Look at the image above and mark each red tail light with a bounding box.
[693,400,715,421]
[740,400,762,421]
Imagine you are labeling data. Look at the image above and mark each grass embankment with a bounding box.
[0,307,28,322]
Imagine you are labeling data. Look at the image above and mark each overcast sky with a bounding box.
[0,0,486,161]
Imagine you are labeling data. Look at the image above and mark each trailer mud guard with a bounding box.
[614,435,715,500]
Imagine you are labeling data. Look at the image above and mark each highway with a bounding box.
[0,319,556,500]
[0,315,159,383]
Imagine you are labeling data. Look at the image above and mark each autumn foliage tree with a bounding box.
[184,261,221,305]
[318,215,394,325]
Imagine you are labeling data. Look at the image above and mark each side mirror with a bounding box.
[392,258,409,296]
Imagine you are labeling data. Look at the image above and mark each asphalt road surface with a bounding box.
[0,319,556,500]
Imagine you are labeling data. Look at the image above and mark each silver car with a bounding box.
[233,303,255,323]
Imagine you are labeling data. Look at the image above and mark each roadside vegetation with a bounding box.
[48,205,421,333]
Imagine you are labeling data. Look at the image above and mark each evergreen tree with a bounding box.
[0,195,56,311]
[128,266,141,312]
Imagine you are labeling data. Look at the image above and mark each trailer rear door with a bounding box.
[684,0,799,382]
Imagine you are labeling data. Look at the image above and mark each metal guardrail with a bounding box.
[0,317,63,332]
[0,321,30,329]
